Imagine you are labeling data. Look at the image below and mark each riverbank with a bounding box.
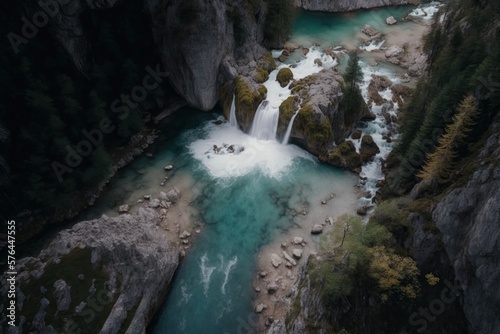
[251,4,434,332]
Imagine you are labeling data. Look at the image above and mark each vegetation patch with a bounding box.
[276,68,294,87]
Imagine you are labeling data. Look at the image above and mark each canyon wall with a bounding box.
[294,0,419,12]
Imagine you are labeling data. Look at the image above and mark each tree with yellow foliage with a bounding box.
[368,246,420,302]
[417,94,479,183]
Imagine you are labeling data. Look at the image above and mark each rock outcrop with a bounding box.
[146,0,265,110]
[294,0,420,12]
[319,140,362,173]
[0,208,179,333]
[385,45,428,77]
[22,0,266,111]
[429,125,500,334]
[276,69,370,154]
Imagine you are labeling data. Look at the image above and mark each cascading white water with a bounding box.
[229,95,238,127]
[282,109,300,145]
[250,100,279,141]
[248,47,337,143]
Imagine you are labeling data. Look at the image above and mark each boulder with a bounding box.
[282,251,297,266]
[351,129,362,140]
[319,141,362,173]
[371,74,393,90]
[148,198,161,208]
[179,230,191,239]
[255,303,268,313]
[164,187,181,204]
[267,282,279,294]
[118,204,129,213]
[385,45,405,65]
[311,224,324,234]
[276,68,294,87]
[386,16,397,25]
[359,135,381,162]
[292,237,303,245]
[292,249,303,259]
[271,253,283,268]
[164,164,174,171]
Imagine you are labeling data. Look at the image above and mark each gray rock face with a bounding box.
[430,122,500,334]
[0,208,179,333]
[282,69,370,154]
[146,0,265,110]
[294,0,419,12]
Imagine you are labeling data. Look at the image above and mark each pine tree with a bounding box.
[417,95,479,183]
[342,52,364,127]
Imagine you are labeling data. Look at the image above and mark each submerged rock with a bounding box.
[361,24,380,37]
[386,16,397,25]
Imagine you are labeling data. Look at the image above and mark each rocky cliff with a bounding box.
[294,0,420,12]
[0,208,179,334]
[145,0,266,111]
[418,117,500,334]
[23,0,266,111]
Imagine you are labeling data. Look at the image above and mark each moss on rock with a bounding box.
[234,76,267,131]
[276,67,294,87]
[253,52,277,83]
[295,102,333,152]
[278,95,299,137]
[320,140,362,173]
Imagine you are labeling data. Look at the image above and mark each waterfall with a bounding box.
[250,100,279,141]
[282,109,300,145]
[229,95,237,127]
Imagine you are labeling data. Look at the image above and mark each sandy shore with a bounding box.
[251,186,357,332]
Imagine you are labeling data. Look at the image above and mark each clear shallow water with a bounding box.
[147,119,356,334]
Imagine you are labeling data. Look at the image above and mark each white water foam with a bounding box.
[190,123,313,179]
[221,256,238,294]
[180,284,193,304]
[408,2,442,21]
[355,62,404,202]
[200,254,217,297]
[192,48,340,179]
[360,39,386,52]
